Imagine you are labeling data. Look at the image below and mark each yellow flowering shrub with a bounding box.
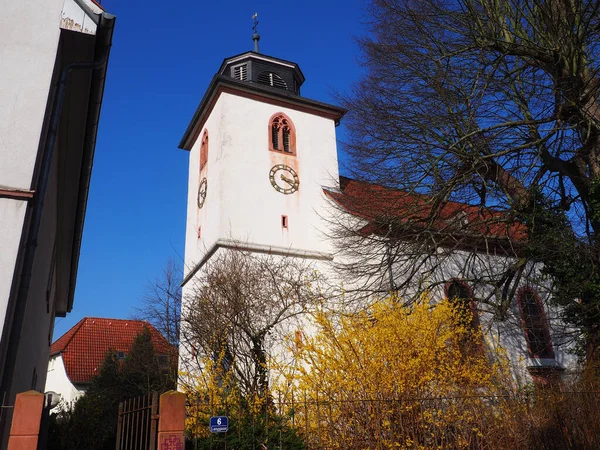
[276,296,517,449]
[182,350,306,449]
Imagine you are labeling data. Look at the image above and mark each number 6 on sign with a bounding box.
[209,416,229,433]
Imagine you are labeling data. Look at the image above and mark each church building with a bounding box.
[177,38,578,387]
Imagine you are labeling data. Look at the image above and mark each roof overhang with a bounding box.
[54,13,116,316]
[60,0,105,34]
[179,75,346,151]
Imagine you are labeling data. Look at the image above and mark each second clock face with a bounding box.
[197,177,207,208]
[269,164,299,194]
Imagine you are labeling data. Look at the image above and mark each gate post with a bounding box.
[7,391,45,450]
[158,391,186,450]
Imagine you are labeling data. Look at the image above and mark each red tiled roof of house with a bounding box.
[324,177,526,243]
[50,317,174,385]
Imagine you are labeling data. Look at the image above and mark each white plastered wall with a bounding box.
[0,200,28,341]
[0,0,64,352]
[45,354,85,407]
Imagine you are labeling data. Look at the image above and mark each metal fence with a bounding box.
[186,390,600,450]
[115,391,159,450]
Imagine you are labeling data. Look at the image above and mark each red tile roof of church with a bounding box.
[324,177,526,243]
[50,317,173,384]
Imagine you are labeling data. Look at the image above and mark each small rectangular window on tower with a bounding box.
[281,215,288,229]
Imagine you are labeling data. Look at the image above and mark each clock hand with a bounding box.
[280,174,294,186]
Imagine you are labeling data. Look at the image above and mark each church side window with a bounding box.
[200,130,209,171]
[269,113,296,155]
[517,288,554,359]
[445,280,481,353]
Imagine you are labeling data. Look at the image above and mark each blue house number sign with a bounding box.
[210,416,229,433]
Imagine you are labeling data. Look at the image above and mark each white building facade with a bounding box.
[0,0,114,442]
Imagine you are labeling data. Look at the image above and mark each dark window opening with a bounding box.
[157,355,169,368]
[518,289,554,359]
[283,127,291,152]
[447,281,473,327]
[282,215,288,229]
[272,125,279,150]
[445,280,481,354]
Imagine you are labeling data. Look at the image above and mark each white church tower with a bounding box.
[178,38,346,290]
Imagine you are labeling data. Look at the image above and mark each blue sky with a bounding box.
[53,0,368,337]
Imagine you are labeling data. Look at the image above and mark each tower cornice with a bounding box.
[178,74,346,151]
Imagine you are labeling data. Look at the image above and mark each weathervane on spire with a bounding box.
[252,12,260,53]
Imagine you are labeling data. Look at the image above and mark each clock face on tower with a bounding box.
[269,164,299,194]
[197,177,207,208]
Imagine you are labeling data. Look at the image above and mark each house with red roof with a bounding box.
[45,318,174,406]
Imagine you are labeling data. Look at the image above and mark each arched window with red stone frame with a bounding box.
[269,113,296,155]
[199,129,209,172]
[517,287,555,359]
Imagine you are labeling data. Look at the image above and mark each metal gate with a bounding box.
[115,392,159,450]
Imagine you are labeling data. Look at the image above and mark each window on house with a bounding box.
[116,351,127,360]
[518,288,554,359]
[269,113,296,154]
[157,355,170,368]
[200,130,209,171]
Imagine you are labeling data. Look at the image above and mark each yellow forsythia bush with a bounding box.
[278,296,517,449]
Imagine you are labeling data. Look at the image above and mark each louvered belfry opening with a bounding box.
[232,64,248,81]
[257,71,288,89]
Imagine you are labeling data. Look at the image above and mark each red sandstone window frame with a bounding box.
[269,112,296,155]
[199,129,209,172]
[517,287,555,359]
